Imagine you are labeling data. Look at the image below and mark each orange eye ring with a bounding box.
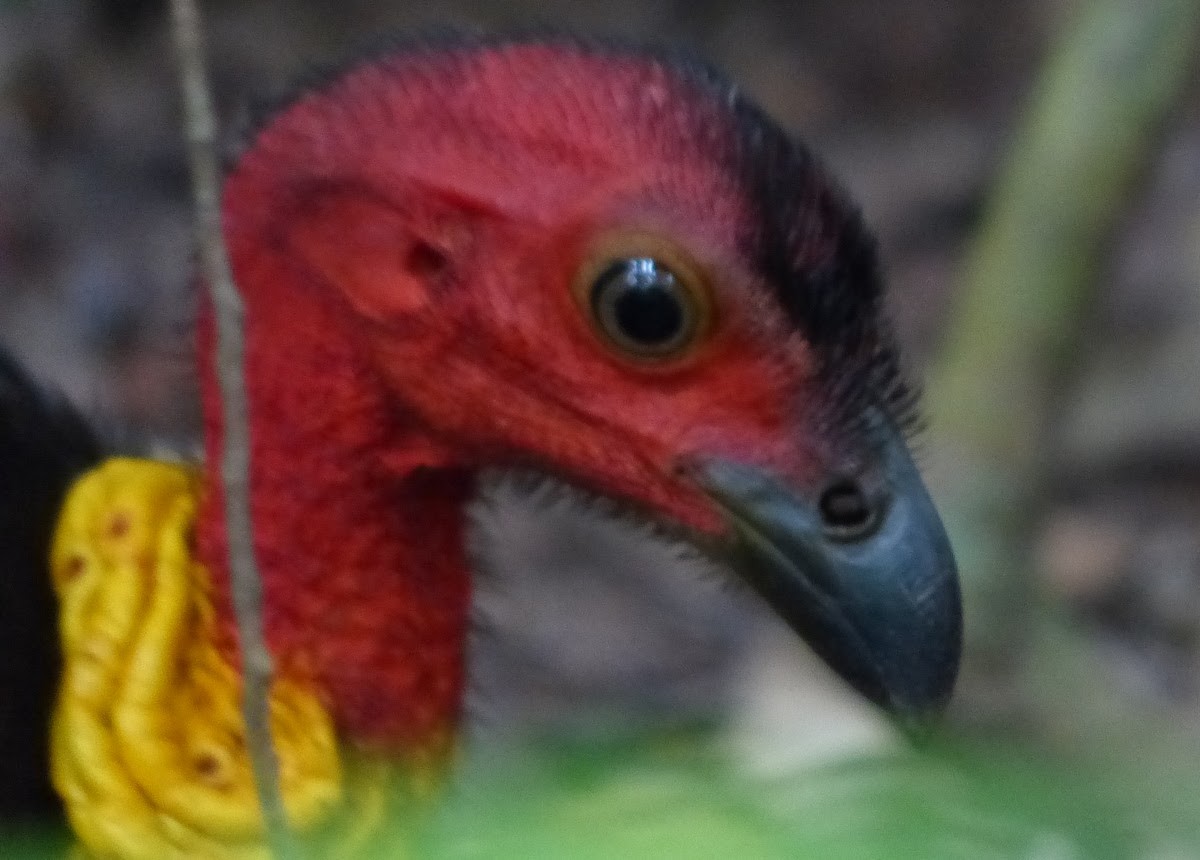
[572,231,714,364]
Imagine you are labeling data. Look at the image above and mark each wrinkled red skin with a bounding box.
[197,45,833,751]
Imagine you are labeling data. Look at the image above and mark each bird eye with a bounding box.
[590,257,697,357]
[575,234,712,364]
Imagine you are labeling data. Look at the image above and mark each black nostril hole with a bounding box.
[819,480,875,538]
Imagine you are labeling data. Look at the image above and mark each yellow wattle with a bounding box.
[48,459,426,859]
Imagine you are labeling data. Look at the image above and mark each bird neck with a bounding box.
[195,286,472,753]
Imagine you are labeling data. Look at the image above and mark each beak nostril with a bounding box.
[692,454,960,716]
[818,480,876,539]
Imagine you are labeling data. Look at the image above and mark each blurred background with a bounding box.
[2,0,1199,856]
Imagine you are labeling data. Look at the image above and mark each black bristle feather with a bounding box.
[727,93,919,437]
[0,348,102,820]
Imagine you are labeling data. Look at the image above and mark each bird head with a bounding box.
[209,37,960,737]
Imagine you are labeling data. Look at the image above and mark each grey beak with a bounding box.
[692,430,961,725]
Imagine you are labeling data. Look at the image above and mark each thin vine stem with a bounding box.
[166,1,300,856]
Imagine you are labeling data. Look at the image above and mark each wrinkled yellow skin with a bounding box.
[48,459,424,859]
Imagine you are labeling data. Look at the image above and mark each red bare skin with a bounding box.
[197,44,834,751]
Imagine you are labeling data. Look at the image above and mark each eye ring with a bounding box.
[573,232,713,364]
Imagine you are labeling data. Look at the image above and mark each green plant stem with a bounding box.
[925,0,1200,719]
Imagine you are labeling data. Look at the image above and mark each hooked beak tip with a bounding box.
[691,441,961,723]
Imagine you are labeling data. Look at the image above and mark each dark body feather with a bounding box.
[0,348,101,819]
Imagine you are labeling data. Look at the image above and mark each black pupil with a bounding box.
[596,258,685,348]
[819,481,873,532]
